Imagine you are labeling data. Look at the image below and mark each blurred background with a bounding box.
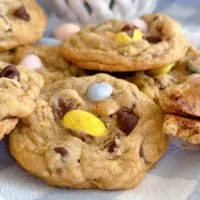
[37,0,200,48]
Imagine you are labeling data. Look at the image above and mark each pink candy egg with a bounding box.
[52,23,81,41]
[133,18,148,32]
[19,54,43,72]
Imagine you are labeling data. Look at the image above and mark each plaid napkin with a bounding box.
[1,1,200,200]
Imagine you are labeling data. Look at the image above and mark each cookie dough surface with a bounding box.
[10,74,168,189]
[13,45,87,84]
[0,50,15,63]
[61,13,188,72]
[0,61,44,139]
[0,0,46,52]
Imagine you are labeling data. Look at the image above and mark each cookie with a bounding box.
[159,75,200,144]
[159,75,200,117]
[9,74,168,190]
[13,45,87,84]
[61,13,188,72]
[127,47,200,102]
[163,114,200,144]
[0,61,43,139]
[0,0,46,52]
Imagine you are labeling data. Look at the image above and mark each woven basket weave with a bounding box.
[45,0,158,24]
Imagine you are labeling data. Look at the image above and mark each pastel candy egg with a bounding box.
[133,18,148,32]
[63,110,107,137]
[87,82,113,101]
[132,29,143,42]
[115,32,131,44]
[52,23,81,41]
[148,64,174,76]
[19,54,43,72]
[38,37,61,45]
[91,99,119,117]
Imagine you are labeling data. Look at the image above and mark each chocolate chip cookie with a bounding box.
[0,0,46,52]
[160,75,200,144]
[13,45,87,84]
[61,13,188,72]
[9,74,168,189]
[127,47,200,102]
[0,61,43,139]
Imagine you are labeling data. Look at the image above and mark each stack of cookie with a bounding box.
[0,1,199,190]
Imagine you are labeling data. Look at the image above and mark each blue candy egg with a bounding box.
[38,37,61,45]
[87,82,113,101]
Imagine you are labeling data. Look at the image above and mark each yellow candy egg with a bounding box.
[132,29,143,42]
[62,110,107,137]
[148,64,174,76]
[115,32,132,44]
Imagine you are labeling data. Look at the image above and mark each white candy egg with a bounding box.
[52,23,81,41]
[133,18,148,32]
[19,54,43,72]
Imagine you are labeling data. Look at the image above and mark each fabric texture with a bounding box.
[1,0,200,199]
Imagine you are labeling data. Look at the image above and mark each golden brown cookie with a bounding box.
[160,75,200,144]
[0,0,46,52]
[163,114,200,144]
[9,74,168,190]
[0,61,43,139]
[159,75,200,117]
[127,47,200,102]
[13,45,87,84]
[61,13,188,72]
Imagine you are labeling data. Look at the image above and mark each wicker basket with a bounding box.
[43,0,158,24]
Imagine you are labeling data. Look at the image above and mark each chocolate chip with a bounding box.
[121,24,135,32]
[145,36,162,44]
[121,24,136,37]
[0,65,19,80]
[13,6,30,21]
[57,100,74,117]
[116,109,139,135]
[54,147,68,157]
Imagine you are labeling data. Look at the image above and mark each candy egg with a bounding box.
[148,64,174,76]
[132,29,143,42]
[133,18,148,32]
[19,54,43,72]
[115,32,132,44]
[38,37,61,45]
[91,99,119,117]
[52,23,81,41]
[87,82,113,101]
[63,110,107,137]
